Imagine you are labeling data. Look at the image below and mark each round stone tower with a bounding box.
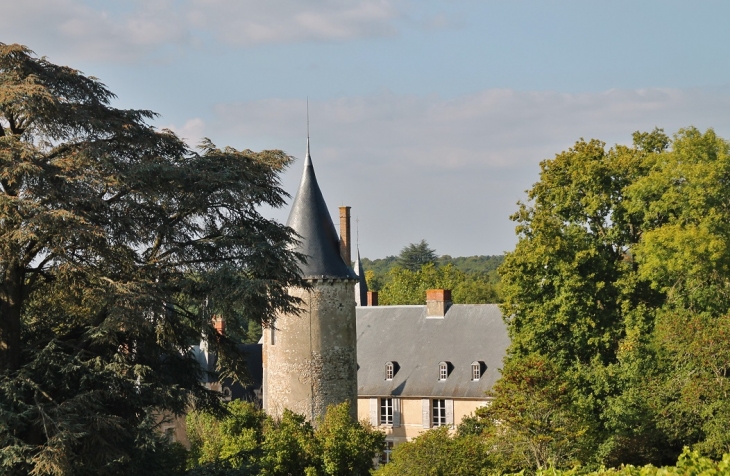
[262,138,358,422]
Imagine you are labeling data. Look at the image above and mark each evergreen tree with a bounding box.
[396,240,437,271]
[0,43,303,474]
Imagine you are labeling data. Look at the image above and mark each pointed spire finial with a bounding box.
[305,97,311,167]
[287,99,356,280]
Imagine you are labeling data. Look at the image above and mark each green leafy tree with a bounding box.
[373,426,491,476]
[259,410,317,476]
[531,448,730,475]
[186,401,383,476]
[0,44,303,475]
[187,400,264,471]
[379,263,499,305]
[623,128,730,460]
[315,401,385,476]
[478,355,592,473]
[397,240,438,271]
[498,127,730,468]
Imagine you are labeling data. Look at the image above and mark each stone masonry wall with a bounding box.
[263,280,357,422]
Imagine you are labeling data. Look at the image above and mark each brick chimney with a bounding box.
[212,315,225,335]
[367,291,378,306]
[339,206,351,265]
[426,289,451,317]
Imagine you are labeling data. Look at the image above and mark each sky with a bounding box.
[4,0,730,259]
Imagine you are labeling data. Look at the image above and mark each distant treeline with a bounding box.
[361,254,504,281]
[360,246,505,304]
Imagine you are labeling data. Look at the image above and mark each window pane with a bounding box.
[380,441,394,464]
[432,399,446,426]
[380,398,393,425]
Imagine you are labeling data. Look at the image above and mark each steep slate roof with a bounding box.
[356,304,509,398]
[192,343,263,401]
[353,248,368,306]
[286,139,356,280]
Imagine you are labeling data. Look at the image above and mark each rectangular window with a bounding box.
[432,399,446,427]
[380,398,393,425]
[270,327,275,345]
[439,363,447,380]
[163,426,176,443]
[380,441,394,465]
[472,363,480,380]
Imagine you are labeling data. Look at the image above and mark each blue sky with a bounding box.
[4,1,730,258]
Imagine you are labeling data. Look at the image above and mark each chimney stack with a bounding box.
[426,289,451,317]
[367,291,378,306]
[339,206,351,265]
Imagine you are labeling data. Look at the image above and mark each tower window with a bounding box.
[270,326,275,345]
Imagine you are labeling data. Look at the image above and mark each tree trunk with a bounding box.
[0,263,24,372]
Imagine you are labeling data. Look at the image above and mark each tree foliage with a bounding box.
[498,127,730,469]
[186,401,384,476]
[477,355,592,472]
[373,426,491,476]
[396,240,438,271]
[378,263,499,305]
[362,254,503,282]
[0,43,303,475]
[531,448,730,476]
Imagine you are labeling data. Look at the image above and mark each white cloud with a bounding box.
[187,0,400,46]
[211,87,730,258]
[1,0,190,63]
[2,0,403,62]
[164,118,206,148]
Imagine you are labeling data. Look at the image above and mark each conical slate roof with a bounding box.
[286,139,356,280]
[354,248,368,305]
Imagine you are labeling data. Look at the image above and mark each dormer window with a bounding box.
[472,362,481,381]
[471,361,486,381]
[385,361,398,380]
[439,362,448,381]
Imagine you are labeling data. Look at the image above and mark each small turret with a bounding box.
[354,248,368,306]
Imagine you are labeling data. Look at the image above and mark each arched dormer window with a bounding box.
[471,361,486,381]
[438,361,449,381]
[385,361,399,380]
[472,362,481,381]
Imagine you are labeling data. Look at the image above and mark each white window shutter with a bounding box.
[421,398,431,428]
[445,399,454,426]
[393,398,401,427]
[369,398,378,426]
